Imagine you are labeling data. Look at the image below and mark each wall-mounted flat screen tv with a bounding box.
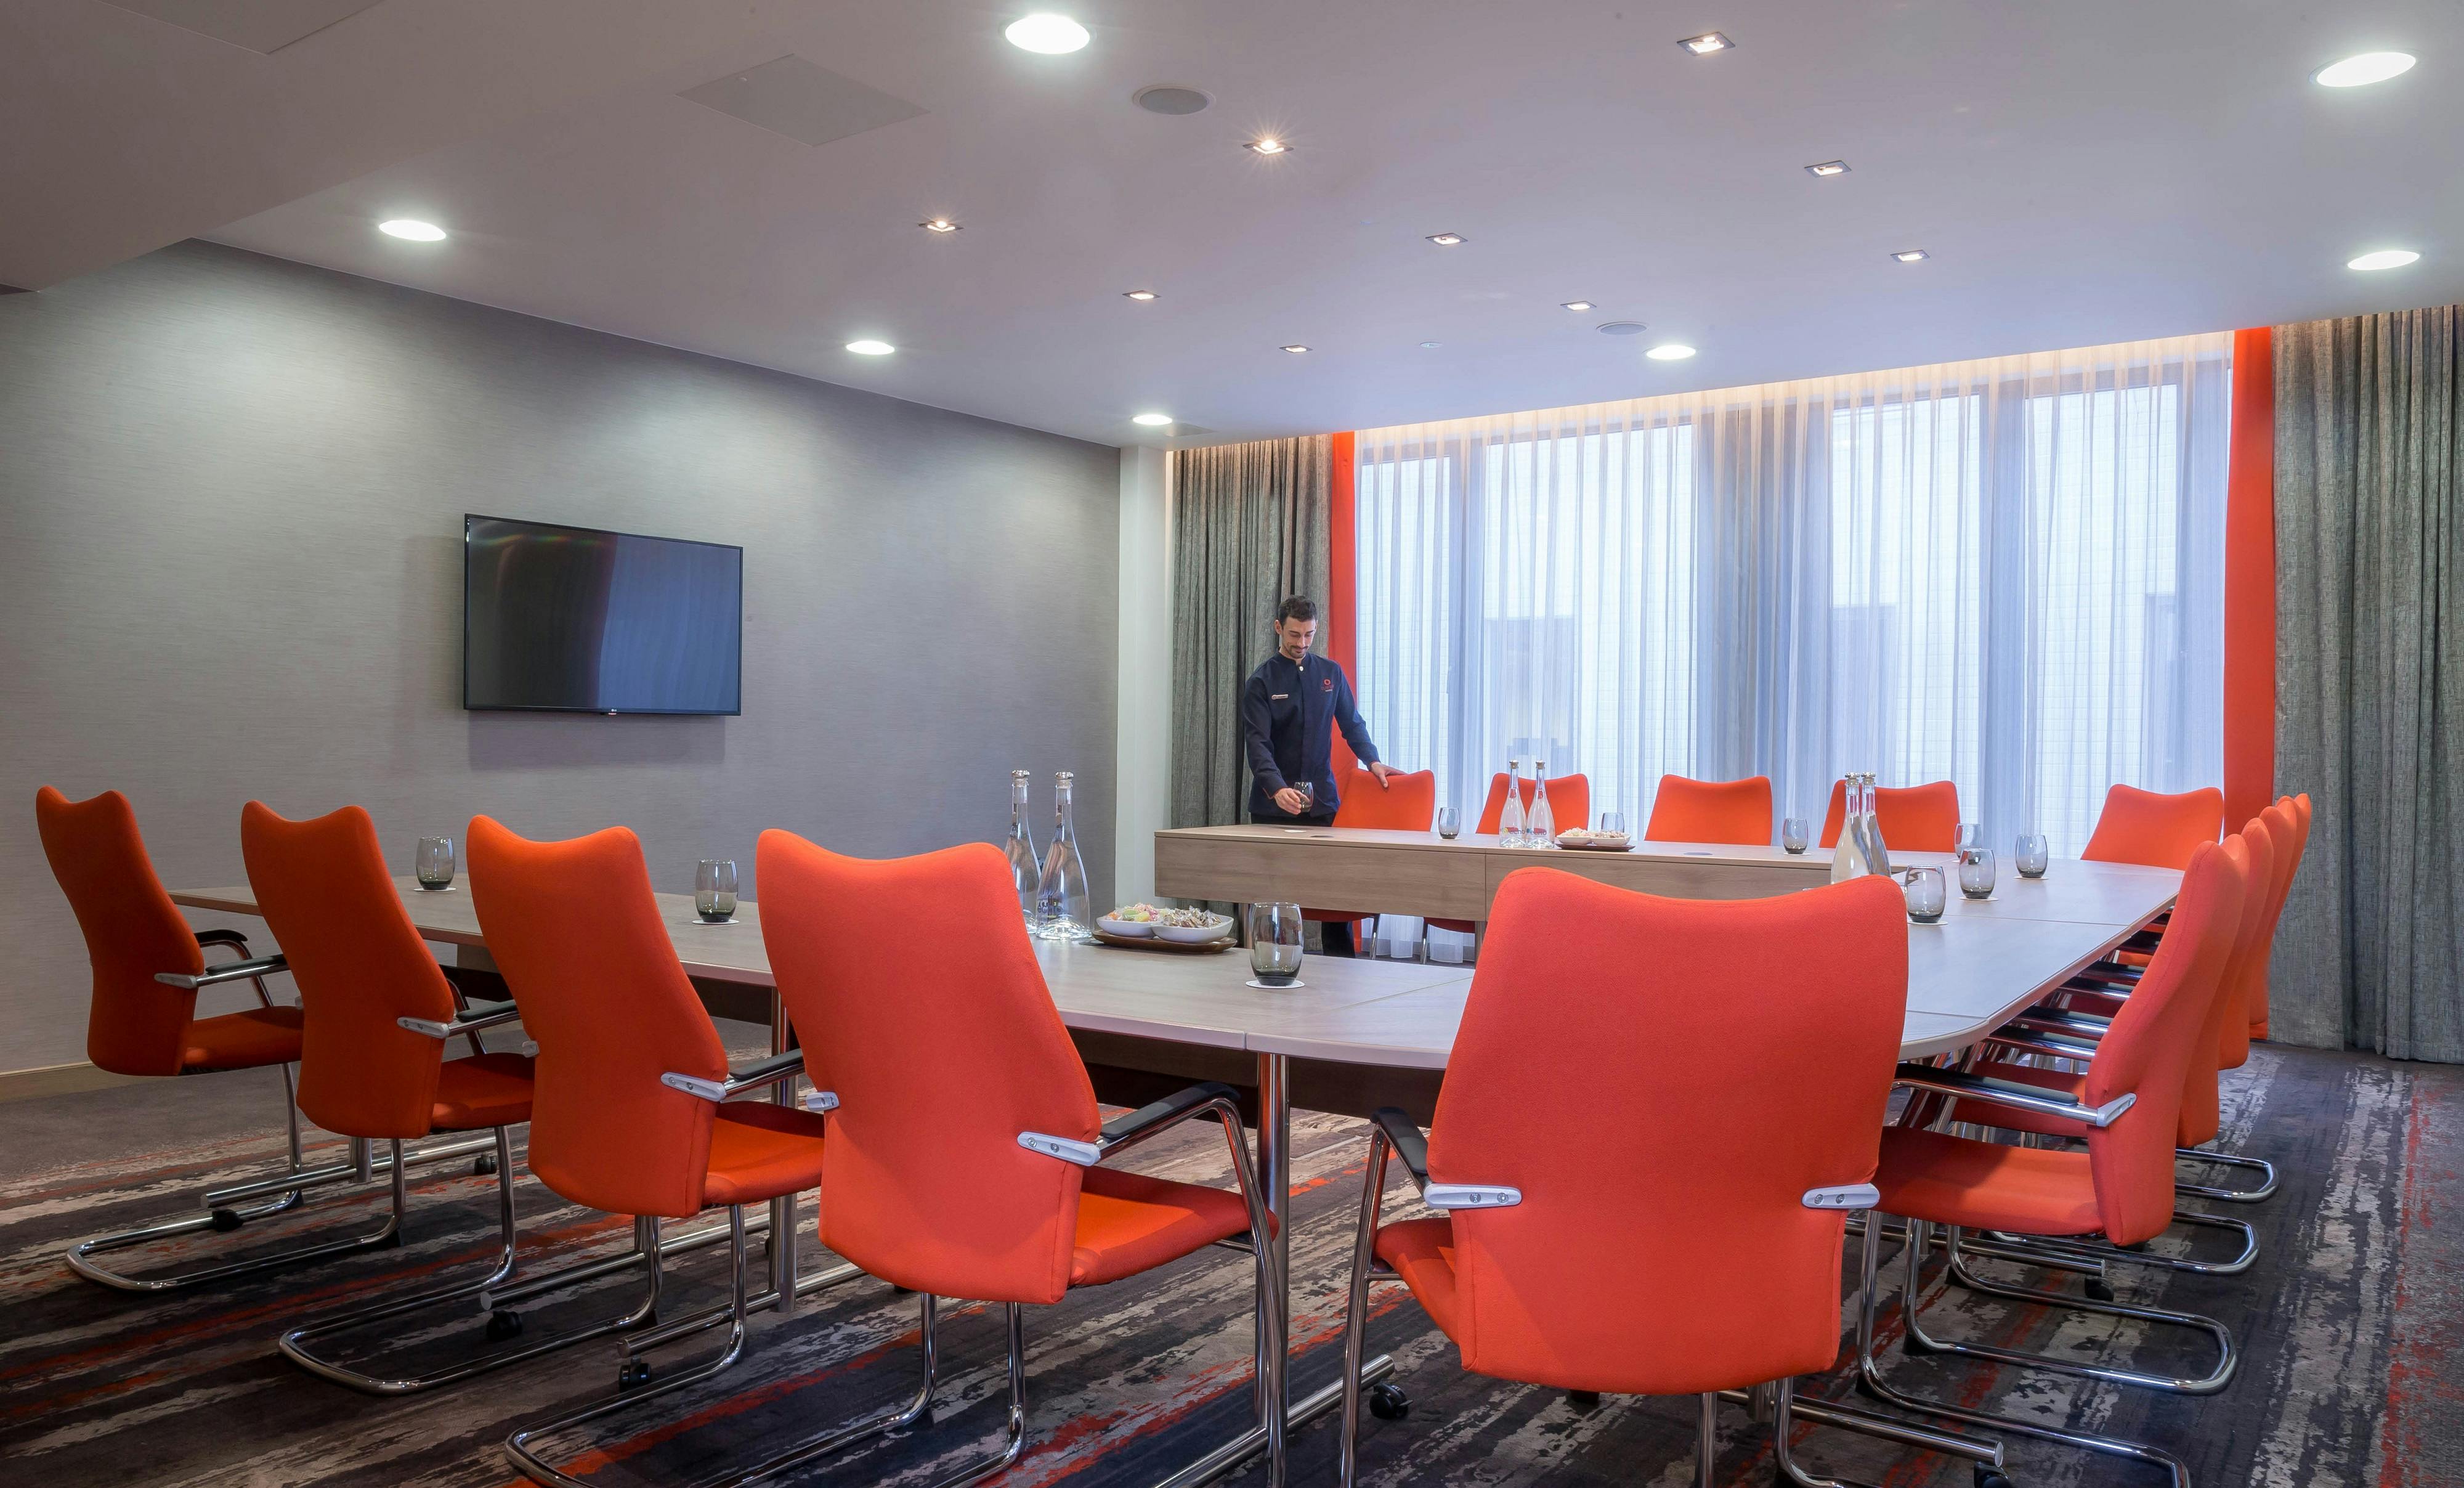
[464,514,742,715]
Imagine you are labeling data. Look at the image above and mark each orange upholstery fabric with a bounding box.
[2081,784,2224,869]
[1874,1129,2105,1236]
[35,787,214,1078]
[1069,1167,1255,1286]
[1372,1218,1462,1338]
[1815,779,1961,853]
[2243,795,2308,1041]
[429,1051,538,1132]
[468,817,736,1219]
[1306,767,1438,922]
[1470,773,1591,835]
[243,802,468,1139]
[180,1006,306,1073]
[1406,868,1909,1396]
[1643,774,1773,845]
[701,1103,833,1208]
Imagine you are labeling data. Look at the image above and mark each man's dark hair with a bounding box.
[1276,596,1318,625]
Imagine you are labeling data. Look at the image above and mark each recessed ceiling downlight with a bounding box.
[1132,412,1175,426]
[1133,85,1212,115]
[1678,31,1733,55]
[1892,248,1931,263]
[1646,343,1698,360]
[378,219,447,242]
[1005,13,1090,54]
[2315,52,2416,87]
[1562,300,1595,311]
[1246,137,1291,155]
[845,339,896,356]
[2348,249,2421,270]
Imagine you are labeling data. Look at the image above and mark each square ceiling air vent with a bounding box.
[99,0,384,54]
[679,55,926,147]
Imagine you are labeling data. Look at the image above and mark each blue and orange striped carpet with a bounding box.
[2,1042,2457,1487]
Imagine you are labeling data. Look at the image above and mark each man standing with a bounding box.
[1241,595,1390,956]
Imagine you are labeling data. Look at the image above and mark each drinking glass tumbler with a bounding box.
[1781,816,1810,854]
[1902,867,1947,924]
[1958,848,1997,900]
[1436,807,1461,840]
[2016,834,2050,879]
[1291,780,1315,816]
[1598,811,1627,837]
[695,860,739,922]
[1955,822,1984,855]
[415,837,456,890]
[1247,901,1305,986]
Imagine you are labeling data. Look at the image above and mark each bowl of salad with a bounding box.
[1098,905,1163,937]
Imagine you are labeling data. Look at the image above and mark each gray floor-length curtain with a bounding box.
[2274,305,2464,1063]
[1170,436,1332,833]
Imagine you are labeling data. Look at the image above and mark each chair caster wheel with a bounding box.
[473,1154,500,1176]
[1566,1389,1600,1412]
[209,1207,244,1232]
[1368,1382,1411,1421]
[617,1358,653,1389]
[2085,1277,2116,1303]
[1974,1467,2016,1488]
[485,1308,524,1342]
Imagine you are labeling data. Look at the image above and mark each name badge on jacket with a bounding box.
[1271,693,1289,701]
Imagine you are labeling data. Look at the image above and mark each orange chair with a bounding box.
[36,786,406,1291]
[1643,774,1773,845]
[2081,784,2224,869]
[753,832,1281,1487]
[1860,835,2248,1483]
[1305,766,1438,940]
[471,818,831,1488]
[2243,792,2309,1042]
[1816,778,1961,853]
[1426,771,1592,938]
[1336,868,2003,1488]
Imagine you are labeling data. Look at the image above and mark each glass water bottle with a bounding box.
[1830,772,1866,884]
[1032,771,1093,941]
[1856,773,1892,877]
[1528,760,1557,847]
[1003,770,1041,925]
[1497,758,1526,847]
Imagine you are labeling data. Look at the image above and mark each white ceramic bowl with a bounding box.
[1097,915,1156,937]
[1154,917,1233,944]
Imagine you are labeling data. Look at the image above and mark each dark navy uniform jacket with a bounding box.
[1241,651,1380,819]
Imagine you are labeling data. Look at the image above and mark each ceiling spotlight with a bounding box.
[845,339,896,356]
[1645,343,1697,360]
[1281,344,1310,354]
[1805,160,1851,177]
[919,218,960,234]
[1124,289,1159,301]
[1426,232,1466,246]
[2314,51,2416,88]
[2347,249,2421,270]
[1677,31,1733,55]
[1561,300,1595,311]
[1132,412,1175,426]
[1004,13,1090,54]
[378,219,447,242]
[1245,137,1291,155]
[1892,248,1931,263]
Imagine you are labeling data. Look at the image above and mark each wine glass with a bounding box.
[2016,834,2050,879]
[1958,848,1997,900]
[415,837,456,891]
[1901,867,1947,924]
[1781,816,1810,854]
[1247,901,1305,986]
[695,860,739,922]
[1435,807,1460,840]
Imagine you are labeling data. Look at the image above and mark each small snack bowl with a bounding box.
[1154,912,1233,944]
[1099,905,1162,937]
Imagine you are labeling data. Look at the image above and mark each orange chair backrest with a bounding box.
[242,802,458,1140]
[2081,837,2247,1246]
[758,834,1099,1306]
[34,787,206,1077]
[467,816,727,1219]
[1472,773,1591,835]
[2179,818,2272,1147]
[1329,766,1437,831]
[2081,784,2224,869]
[1816,778,1961,852]
[2243,795,2308,1036]
[1425,867,1909,1396]
[1643,774,1773,846]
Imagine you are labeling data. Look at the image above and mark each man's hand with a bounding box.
[1369,762,1394,789]
[1273,787,1311,815]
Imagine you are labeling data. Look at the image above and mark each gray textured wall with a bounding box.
[0,242,1119,1072]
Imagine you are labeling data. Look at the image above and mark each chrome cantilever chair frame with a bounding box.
[2054,965,2281,1205]
[68,935,493,1292]
[1336,1107,2002,1488]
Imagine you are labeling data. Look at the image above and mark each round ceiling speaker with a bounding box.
[1133,85,1212,115]
[1596,321,1648,336]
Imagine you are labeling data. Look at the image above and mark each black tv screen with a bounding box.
[463,515,742,715]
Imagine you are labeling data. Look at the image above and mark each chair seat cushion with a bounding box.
[1951,1059,2091,1140]
[179,1006,305,1073]
[1069,1167,1258,1287]
[1874,1128,2104,1237]
[700,1101,830,1208]
[430,1051,537,1131]
[1371,1216,1462,1341]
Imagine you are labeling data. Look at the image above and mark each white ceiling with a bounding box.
[10,1,2462,446]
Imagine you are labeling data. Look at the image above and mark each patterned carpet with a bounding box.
[1,1041,2457,1488]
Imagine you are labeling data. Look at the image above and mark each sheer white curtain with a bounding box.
[1353,333,2232,869]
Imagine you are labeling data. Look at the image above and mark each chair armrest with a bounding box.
[1371,1107,1431,1193]
[658,1049,806,1103]
[396,998,523,1040]
[155,955,287,990]
[1019,1081,1244,1168]
[195,927,252,953]
[1894,1062,2136,1128]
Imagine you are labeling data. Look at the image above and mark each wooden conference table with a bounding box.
[170,837,2177,1486]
